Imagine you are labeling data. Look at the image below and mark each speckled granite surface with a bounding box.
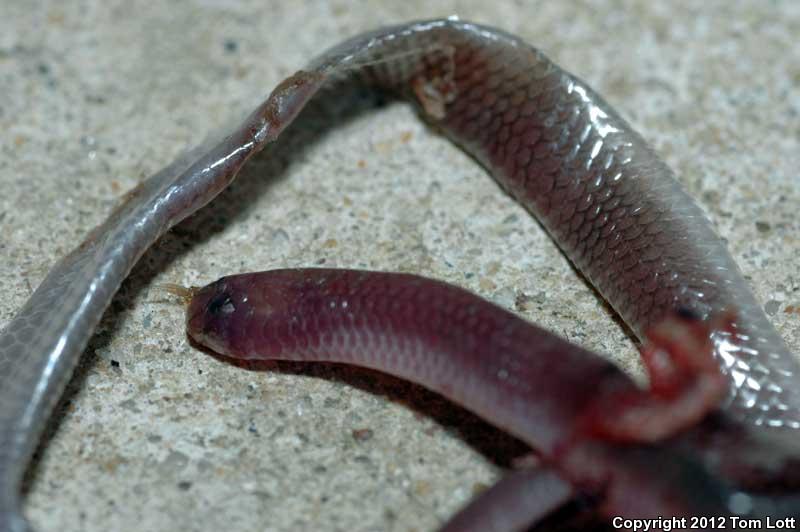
[0,1,798,531]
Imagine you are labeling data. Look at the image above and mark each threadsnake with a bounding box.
[1,18,799,531]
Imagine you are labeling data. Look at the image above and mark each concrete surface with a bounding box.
[1,1,799,531]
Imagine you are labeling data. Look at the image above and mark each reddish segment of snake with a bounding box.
[186,269,800,531]
[181,271,740,531]
[186,269,800,527]
[1,18,799,532]
[187,269,728,453]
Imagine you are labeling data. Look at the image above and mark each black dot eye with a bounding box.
[676,305,702,321]
[207,292,235,316]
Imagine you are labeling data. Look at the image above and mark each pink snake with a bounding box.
[1,18,799,532]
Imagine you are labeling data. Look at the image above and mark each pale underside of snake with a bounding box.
[1,17,799,532]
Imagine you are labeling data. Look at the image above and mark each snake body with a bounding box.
[1,18,798,531]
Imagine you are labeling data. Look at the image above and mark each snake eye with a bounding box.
[675,305,703,321]
[207,292,235,316]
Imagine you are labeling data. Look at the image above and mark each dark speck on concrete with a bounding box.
[755,221,771,233]
[119,398,140,413]
[352,428,374,442]
[323,396,340,408]
[514,291,536,312]
[223,39,238,53]
[177,481,192,491]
